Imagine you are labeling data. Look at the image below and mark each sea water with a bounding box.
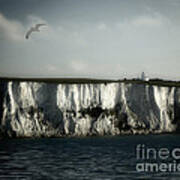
[0,135,180,179]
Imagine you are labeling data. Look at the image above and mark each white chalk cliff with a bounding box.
[0,80,180,137]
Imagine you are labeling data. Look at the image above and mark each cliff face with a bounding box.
[0,80,180,137]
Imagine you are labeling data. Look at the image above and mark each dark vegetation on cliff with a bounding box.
[78,105,136,132]
[0,81,6,124]
[0,77,180,87]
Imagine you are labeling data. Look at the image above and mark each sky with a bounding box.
[0,0,180,80]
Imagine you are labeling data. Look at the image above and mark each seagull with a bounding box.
[25,23,47,39]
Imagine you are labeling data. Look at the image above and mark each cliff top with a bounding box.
[0,77,180,87]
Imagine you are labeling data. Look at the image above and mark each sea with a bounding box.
[0,134,180,180]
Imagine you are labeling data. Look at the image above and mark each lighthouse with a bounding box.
[141,72,149,81]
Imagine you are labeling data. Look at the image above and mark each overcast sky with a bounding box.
[0,0,180,80]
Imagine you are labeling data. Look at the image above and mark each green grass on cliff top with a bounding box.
[0,77,180,87]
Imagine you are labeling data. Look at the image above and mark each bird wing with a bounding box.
[25,28,34,39]
[25,24,47,39]
[35,24,46,30]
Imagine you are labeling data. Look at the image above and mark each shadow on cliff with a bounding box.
[0,80,5,126]
[0,80,17,137]
[173,89,180,132]
[0,80,6,136]
[35,83,65,135]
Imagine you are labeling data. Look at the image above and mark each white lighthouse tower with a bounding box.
[141,72,149,81]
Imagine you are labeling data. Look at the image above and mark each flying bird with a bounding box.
[25,24,47,39]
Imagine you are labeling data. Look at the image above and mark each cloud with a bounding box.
[116,13,169,29]
[69,60,88,72]
[27,15,47,25]
[131,15,164,27]
[67,60,127,78]
[0,13,25,41]
[46,64,57,72]
[97,23,107,30]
